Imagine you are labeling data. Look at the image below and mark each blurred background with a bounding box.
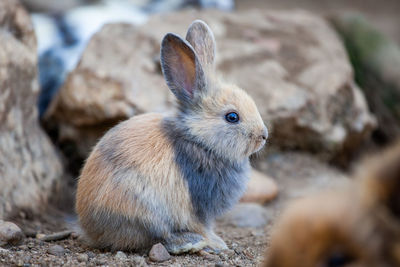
[1,0,400,265]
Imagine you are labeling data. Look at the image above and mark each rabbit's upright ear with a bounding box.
[161,33,206,107]
[186,20,216,70]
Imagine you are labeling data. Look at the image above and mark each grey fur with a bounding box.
[162,117,250,225]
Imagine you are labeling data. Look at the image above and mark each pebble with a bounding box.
[48,244,65,256]
[77,253,89,262]
[240,170,278,204]
[115,251,127,261]
[222,203,270,228]
[132,255,147,266]
[149,243,171,262]
[0,220,24,246]
[95,257,107,265]
[87,251,96,259]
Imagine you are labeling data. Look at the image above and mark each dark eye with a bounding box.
[225,112,239,123]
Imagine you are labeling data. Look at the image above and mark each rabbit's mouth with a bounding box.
[247,138,266,156]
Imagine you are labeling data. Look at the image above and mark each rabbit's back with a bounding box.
[76,113,196,250]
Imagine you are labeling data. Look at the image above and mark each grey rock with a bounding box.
[44,9,375,169]
[48,245,65,256]
[132,255,148,266]
[0,220,24,246]
[77,253,88,262]
[149,243,171,262]
[222,203,270,228]
[0,0,63,219]
[115,251,127,261]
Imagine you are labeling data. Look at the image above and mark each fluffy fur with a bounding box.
[263,142,400,267]
[76,20,267,253]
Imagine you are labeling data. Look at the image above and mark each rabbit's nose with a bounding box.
[261,127,268,140]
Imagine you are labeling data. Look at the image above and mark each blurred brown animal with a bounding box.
[264,142,400,267]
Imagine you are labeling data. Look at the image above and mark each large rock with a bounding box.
[332,14,400,144]
[0,0,62,218]
[45,9,375,167]
[44,23,174,171]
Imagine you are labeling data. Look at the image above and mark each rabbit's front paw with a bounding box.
[203,231,228,254]
[163,232,207,254]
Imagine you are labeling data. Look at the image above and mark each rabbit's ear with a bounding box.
[186,20,216,70]
[161,33,206,107]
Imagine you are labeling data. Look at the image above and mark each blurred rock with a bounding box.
[21,0,96,13]
[45,9,375,171]
[332,14,400,144]
[137,10,376,160]
[0,221,24,246]
[256,151,350,210]
[222,203,271,228]
[0,0,63,218]
[44,23,174,173]
[240,170,278,204]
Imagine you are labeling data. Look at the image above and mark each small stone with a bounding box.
[240,170,278,204]
[35,233,46,240]
[48,245,65,256]
[149,243,171,262]
[115,251,127,261]
[87,251,96,259]
[0,221,24,246]
[18,245,28,250]
[95,257,106,265]
[77,253,88,262]
[222,203,270,228]
[16,259,24,266]
[132,255,147,266]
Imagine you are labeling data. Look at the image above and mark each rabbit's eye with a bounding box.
[225,112,239,123]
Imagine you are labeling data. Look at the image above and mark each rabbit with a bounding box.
[263,141,400,267]
[75,20,268,254]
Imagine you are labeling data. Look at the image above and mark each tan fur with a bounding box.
[76,113,204,249]
[187,82,266,160]
[264,142,400,267]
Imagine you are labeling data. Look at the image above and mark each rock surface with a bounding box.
[256,151,350,210]
[149,243,171,262]
[333,14,400,144]
[240,169,278,204]
[0,221,24,246]
[45,9,375,167]
[0,0,62,218]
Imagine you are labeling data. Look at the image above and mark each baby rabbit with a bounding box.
[76,20,268,254]
[263,142,400,267]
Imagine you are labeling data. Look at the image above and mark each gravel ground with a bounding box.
[1,210,270,267]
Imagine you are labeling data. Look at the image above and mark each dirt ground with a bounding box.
[1,211,269,267]
[0,151,348,266]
